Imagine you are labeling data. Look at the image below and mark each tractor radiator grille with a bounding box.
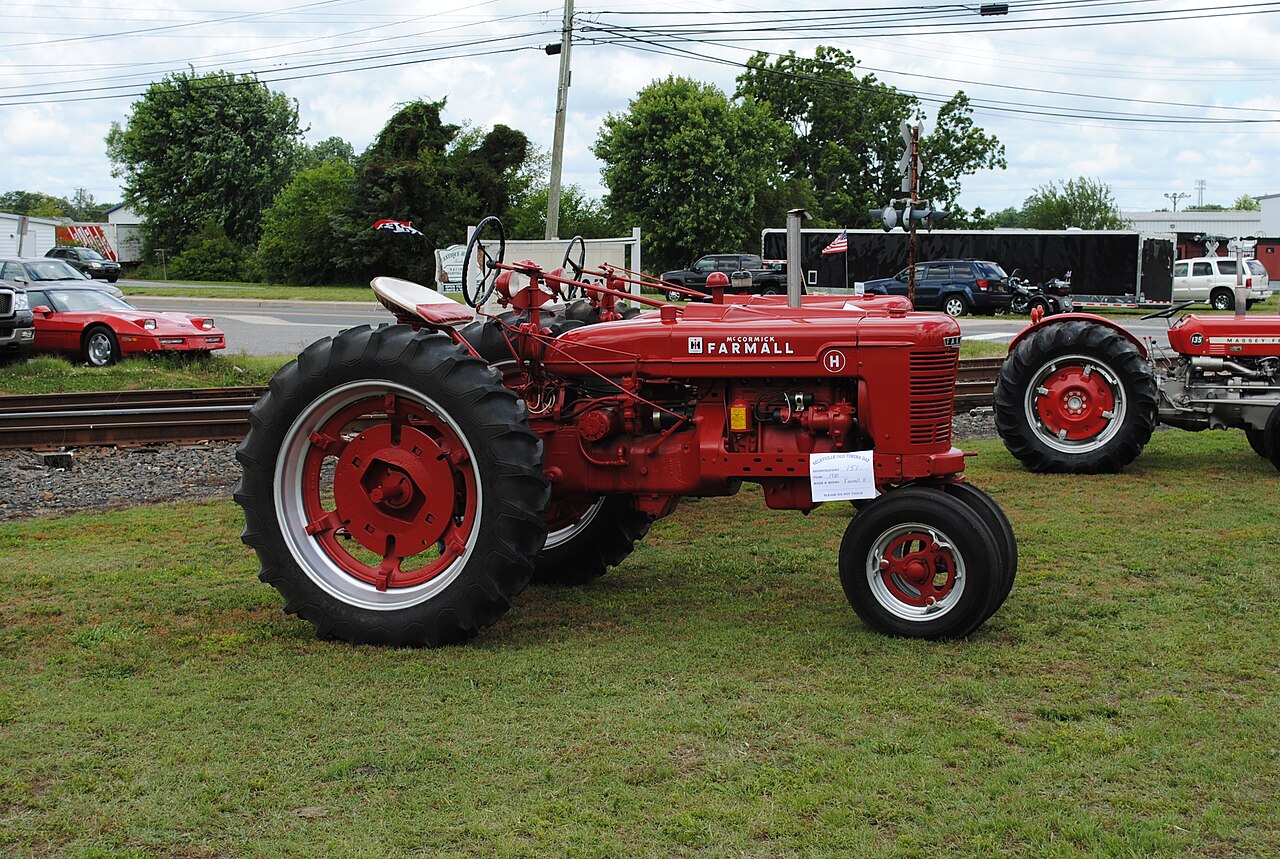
[0,292,11,317]
[908,350,957,446]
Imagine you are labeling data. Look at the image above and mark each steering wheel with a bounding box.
[460,216,507,307]
[562,235,586,280]
[1141,300,1196,320]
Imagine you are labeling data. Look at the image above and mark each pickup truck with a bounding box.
[659,254,788,300]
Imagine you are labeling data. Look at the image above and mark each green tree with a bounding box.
[969,206,1025,229]
[302,136,355,168]
[594,76,793,271]
[105,70,305,257]
[0,190,69,219]
[168,220,250,281]
[734,48,1004,228]
[338,99,529,283]
[1021,177,1129,230]
[258,160,357,284]
[505,183,619,240]
[1233,194,1260,211]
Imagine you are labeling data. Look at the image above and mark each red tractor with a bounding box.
[994,302,1280,473]
[236,218,1017,646]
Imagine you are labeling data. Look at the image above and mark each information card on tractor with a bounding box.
[809,451,878,501]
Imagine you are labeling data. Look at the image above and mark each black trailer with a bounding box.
[760,228,1176,306]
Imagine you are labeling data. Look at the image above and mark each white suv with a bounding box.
[1172,256,1271,310]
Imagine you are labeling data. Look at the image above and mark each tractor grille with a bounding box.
[908,349,957,446]
[0,291,11,317]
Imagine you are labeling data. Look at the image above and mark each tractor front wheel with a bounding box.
[235,325,549,646]
[994,320,1157,473]
[839,487,1004,639]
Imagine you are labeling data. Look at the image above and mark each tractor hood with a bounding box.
[1166,314,1280,358]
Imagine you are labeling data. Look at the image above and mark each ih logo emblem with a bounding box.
[687,336,704,354]
[823,350,846,373]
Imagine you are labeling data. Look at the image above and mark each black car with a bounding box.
[861,259,1011,317]
[46,246,121,282]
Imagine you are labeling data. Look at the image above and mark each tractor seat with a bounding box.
[371,276,475,326]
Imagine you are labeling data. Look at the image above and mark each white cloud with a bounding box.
[2,0,1278,218]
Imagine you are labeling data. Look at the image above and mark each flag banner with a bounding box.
[821,229,848,255]
[374,219,423,235]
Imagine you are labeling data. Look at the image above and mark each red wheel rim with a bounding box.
[1034,363,1117,440]
[877,531,958,608]
[297,391,478,591]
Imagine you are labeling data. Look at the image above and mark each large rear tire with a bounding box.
[235,325,549,646]
[535,496,652,585]
[994,320,1157,473]
[839,487,1004,639]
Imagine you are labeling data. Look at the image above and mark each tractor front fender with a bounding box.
[1005,312,1148,360]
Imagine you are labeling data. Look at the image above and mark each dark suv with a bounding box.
[660,254,787,300]
[46,246,121,282]
[861,259,1011,317]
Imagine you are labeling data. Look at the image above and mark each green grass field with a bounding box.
[2,430,1277,857]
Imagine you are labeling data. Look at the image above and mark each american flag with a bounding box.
[821,229,848,255]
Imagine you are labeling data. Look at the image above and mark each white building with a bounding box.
[0,212,59,257]
[105,203,145,263]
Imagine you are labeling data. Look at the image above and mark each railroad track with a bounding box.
[0,357,1006,450]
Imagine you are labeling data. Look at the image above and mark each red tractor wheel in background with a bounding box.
[235,325,549,646]
[994,320,1157,473]
[456,311,652,585]
[839,487,1005,639]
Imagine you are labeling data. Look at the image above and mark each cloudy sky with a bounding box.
[3,0,1278,216]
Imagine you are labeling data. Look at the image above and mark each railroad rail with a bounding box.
[0,357,1005,450]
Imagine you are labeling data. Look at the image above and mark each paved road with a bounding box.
[122,283,1183,357]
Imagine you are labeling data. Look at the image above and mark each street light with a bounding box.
[979,3,1009,15]
[1164,191,1190,212]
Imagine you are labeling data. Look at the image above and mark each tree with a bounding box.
[303,136,355,168]
[1234,194,1260,211]
[1021,177,1129,230]
[106,69,305,257]
[257,160,357,284]
[337,99,530,284]
[594,76,793,272]
[734,48,1004,228]
[0,190,68,219]
[505,183,619,240]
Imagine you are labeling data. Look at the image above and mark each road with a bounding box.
[123,284,1180,357]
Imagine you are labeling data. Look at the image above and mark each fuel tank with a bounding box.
[541,300,961,380]
[1166,314,1280,358]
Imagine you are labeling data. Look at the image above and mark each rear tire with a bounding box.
[1245,426,1270,458]
[1266,405,1280,472]
[1210,288,1234,311]
[534,496,651,585]
[234,325,550,646]
[943,295,968,317]
[994,320,1157,473]
[839,487,1003,639]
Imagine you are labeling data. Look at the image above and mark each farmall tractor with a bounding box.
[235,218,1017,646]
[994,302,1280,473]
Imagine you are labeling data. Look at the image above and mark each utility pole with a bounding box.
[1164,191,1190,212]
[544,0,574,241]
[1195,179,1206,207]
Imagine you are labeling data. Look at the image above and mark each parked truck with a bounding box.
[761,228,1176,308]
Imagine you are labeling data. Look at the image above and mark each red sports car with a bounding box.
[25,284,226,366]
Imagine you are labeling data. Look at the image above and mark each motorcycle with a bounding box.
[1007,269,1073,316]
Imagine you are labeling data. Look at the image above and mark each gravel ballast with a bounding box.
[0,413,1000,522]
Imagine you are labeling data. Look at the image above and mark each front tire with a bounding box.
[839,487,1003,639]
[994,321,1157,473]
[234,325,550,646]
[82,326,119,366]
